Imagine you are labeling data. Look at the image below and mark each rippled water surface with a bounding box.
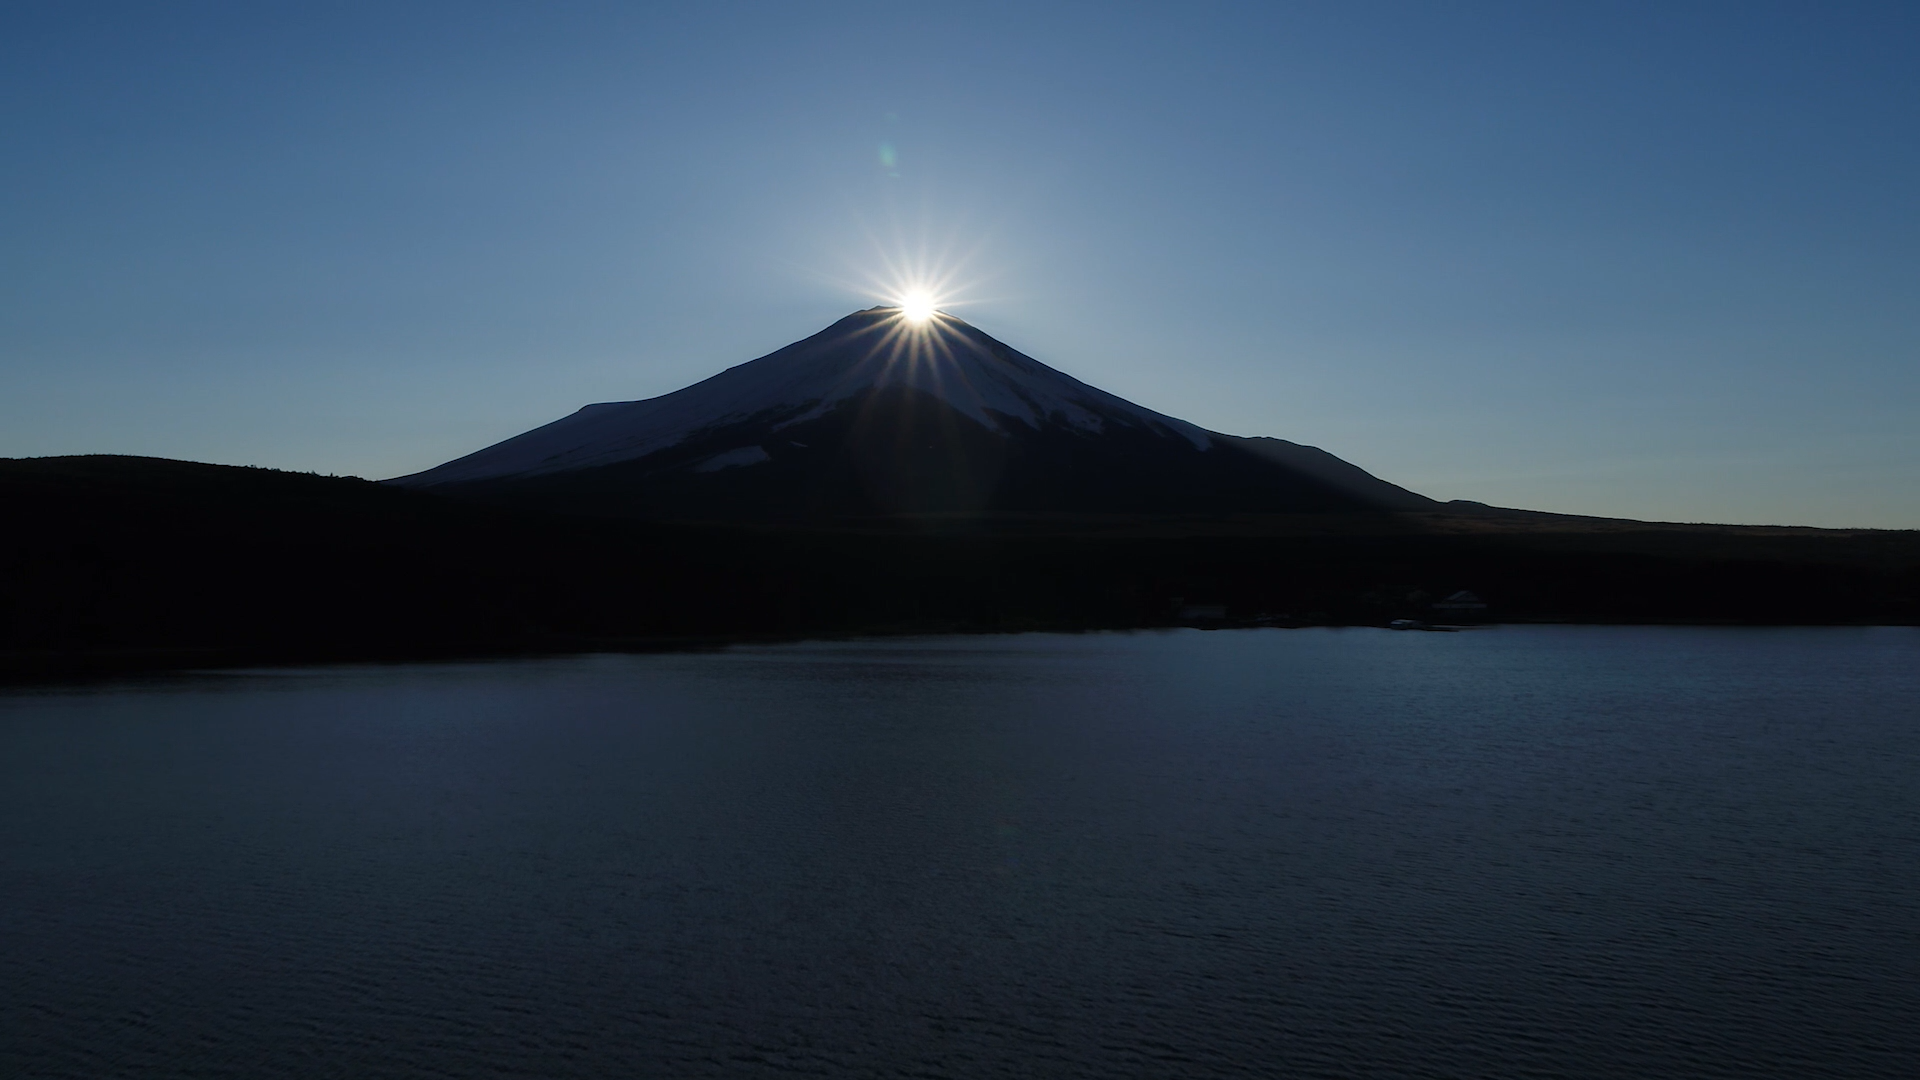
[4,627,1918,1078]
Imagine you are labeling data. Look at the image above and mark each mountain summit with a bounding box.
[392,307,1435,519]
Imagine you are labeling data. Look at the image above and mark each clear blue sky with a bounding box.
[4,1,1916,526]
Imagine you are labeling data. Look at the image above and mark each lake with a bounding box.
[3,627,1917,1078]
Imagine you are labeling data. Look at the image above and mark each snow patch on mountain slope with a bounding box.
[395,309,1215,486]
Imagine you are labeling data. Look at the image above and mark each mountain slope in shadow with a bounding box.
[392,307,1435,520]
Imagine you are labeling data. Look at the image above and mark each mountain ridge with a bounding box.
[392,307,1436,520]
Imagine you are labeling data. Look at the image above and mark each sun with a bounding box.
[898,292,937,323]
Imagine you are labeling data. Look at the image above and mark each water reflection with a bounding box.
[3,627,1917,1078]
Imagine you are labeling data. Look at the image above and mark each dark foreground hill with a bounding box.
[5,455,1916,682]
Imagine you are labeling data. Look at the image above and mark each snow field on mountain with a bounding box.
[396,309,1214,486]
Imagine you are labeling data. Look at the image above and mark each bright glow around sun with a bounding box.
[899,292,936,323]
[809,218,987,327]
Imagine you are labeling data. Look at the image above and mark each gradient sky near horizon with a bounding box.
[4,1,1916,527]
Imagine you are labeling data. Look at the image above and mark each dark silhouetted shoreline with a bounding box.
[4,455,1915,683]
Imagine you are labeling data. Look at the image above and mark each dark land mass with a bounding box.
[393,308,1440,521]
[4,455,1916,683]
[415,384,1436,520]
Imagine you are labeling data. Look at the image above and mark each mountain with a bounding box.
[391,306,1437,520]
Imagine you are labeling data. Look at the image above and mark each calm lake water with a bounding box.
[3,627,1917,1078]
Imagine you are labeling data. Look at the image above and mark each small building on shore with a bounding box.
[1432,590,1488,617]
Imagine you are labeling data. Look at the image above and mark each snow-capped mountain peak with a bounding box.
[398,308,1211,486]
[391,308,1434,520]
